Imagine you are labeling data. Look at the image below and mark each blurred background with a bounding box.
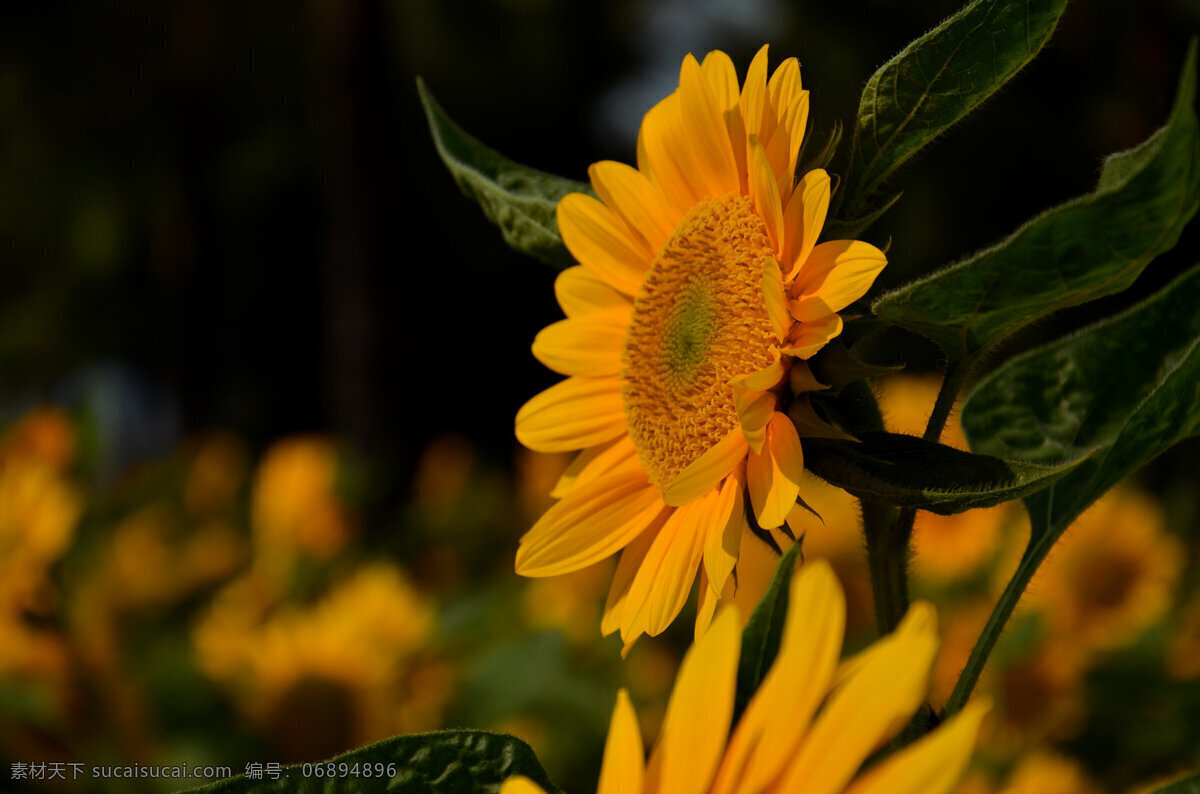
[0,0,1198,792]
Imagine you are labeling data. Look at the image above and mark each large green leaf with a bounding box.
[873,40,1200,364]
[841,0,1068,218]
[417,78,590,268]
[962,262,1200,540]
[182,730,560,794]
[733,541,802,722]
[803,432,1089,514]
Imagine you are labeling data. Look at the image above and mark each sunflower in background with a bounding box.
[514,45,888,648]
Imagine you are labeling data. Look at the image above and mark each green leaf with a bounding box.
[873,39,1200,364]
[1148,772,1200,794]
[842,0,1068,216]
[733,541,802,722]
[962,263,1200,541]
[802,431,1090,514]
[417,77,591,268]
[182,730,560,794]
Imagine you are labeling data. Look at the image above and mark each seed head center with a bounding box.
[621,194,779,491]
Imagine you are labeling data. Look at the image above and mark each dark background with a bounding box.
[0,0,1196,497]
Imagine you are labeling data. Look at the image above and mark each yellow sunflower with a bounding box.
[514,45,887,647]
[503,561,988,794]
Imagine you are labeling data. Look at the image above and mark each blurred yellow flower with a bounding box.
[522,560,614,644]
[514,45,889,647]
[193,563,446,756]
[505,561,987,794]
[874,373,967,449]
[998,750,1102,794]
[1027,487,1182,653]
[251,437,352,560]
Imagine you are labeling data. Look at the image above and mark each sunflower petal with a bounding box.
[703,465,746,598]
[499,777,547,794]
[532,308,629,376]
[598,689,646,794]
[733,386,776,454]
[678,54,740,198]
[780,312,843,360]
[730,347,787,392]
[621,495,713,642]
[762,257,791,341]
[748,135,784,252]
[590,160,676,253]
[791,240,887,321]
[516,469,667,576]
[843,700,989,794]
[781,169,831,280]
[602,521,661,636]
[515,376,626,452]
[747,412,804,529]
[558,193,652,296]
[552,435,642,500]
[658,605,741,794]
[639,93,701,214]
[663,429,750,507]
[775,602,939,794]
[555,265,632,318]
[702,50,740,110]
[740,45,772,152]
[695,568,719,638]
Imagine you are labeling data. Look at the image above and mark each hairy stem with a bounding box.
[863,501,909,634]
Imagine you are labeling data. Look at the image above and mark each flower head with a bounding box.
[514,46,887,646]
[503,561,987,794]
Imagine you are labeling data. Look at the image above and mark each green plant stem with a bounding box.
[863,501,907,634]
[942,534,1049,717]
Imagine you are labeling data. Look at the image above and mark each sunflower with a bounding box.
[503,561,988,794]
[514,45,887,647]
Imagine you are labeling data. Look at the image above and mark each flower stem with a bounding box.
[863,501,909,634]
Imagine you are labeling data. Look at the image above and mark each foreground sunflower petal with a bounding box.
[503,562,987,794]
[515,46,888,643]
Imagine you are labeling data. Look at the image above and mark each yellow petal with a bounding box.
[712,560,845,794]
[598,689,646,794]
[590,160,676,253]
[602,520,661,636]
[739,45,772,152]
[748,135,783,253]
[762,257,790,341]
[780,312,843,360]
[552,435,642,500]
[769,90,810,196]
[701,50,740,110]
[767,57,801,115]
[843,699,990,794]
[663,429,750,507]
[782,169,831,280]
[555,265,632,318]
[730,347,786,392]
[557,193,653,296]
[639,93,700,215]
[515,376,626,453]
[746,412,804,529]
[658,606,741,794]
[791,240,887,321]
[702,465,746,598]
[678,54,740,198]
[516,470,667,576]
[620,495,712,642]
[532,307,629,376]
[695,568,718,638]
[775,605,939,794]
[500,777,547,794]
[733,385,776,454]
[702,50,749,193]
